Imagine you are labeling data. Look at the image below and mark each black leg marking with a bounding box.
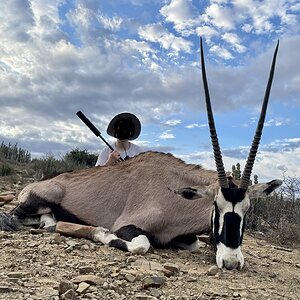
[114,225,148,241]
[15,192,89,225]
[114,225,163,248]
[169,234,198,249]
[109,239,128,252]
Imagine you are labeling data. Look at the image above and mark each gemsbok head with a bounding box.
[200,37,280,269]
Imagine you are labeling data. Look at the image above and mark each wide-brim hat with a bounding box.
[107,112,141,140]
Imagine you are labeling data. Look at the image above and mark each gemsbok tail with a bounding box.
[0,213,21,231]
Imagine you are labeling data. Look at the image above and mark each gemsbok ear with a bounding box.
[247,179,282,198]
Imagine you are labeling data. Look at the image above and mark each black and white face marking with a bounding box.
[212,187,250,270]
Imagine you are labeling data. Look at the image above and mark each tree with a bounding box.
[64,148,97,168]
[254,174,258,184]
[232,163,241,180]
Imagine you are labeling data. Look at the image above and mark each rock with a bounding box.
[0,285,12,293]
[59,280,76,294]
[149,261,164,272]
[79,266,94,274]
[81,244,90,250]
[206,265,219,276]
[150,288,162,297]
[132,259,151,271]
[71,275,105,285]
[0,193,15,203]
[186,276,197,282]
[142,276,166,289]
[7,272,24,278]
[61,289,77,300]
[124,274,136,283]
[30,228,46,235]
[163,263,180,275]
[135,293,156,300]
[77,282,90,294]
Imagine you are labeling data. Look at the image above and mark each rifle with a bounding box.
[76,110,115,152]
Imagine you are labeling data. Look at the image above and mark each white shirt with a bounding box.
[95,142,144,166]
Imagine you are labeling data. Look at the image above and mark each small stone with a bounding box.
[7,272,24,278]
[150,288,162,297]
[206,265,219,276]
[135,294,153,300]
[0,286,12,293]
[163,263,179,275]
[149,261,164,271]
[72,275,104,286]
[59,280,76,294]
[102,282,109,290]
[142,276,166,289]
[186,276,197,282]
[79,266,94,274]
[81,244,90,250]
[77,282,90,294]
[125,274,136,283]
[61,289,77,300]
[30,228,46,235]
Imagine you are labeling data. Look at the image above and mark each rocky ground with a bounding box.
[0,177,299,300]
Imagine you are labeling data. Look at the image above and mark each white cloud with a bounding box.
[164,119,181,126]
[205,3,235,30]
[209,44,234,60]
[185,123,207,129]
[221,32,247,53]
[159,130,175,139]
[160,0,200,34]
[138,23,192,54]
[265,118,291,127]
[96,14,123,31]
[196,26,218,42]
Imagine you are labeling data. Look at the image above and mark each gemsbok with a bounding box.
[0,39,282,270]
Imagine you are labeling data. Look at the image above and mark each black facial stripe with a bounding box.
[221,187,246,207]
[212,203,245,249]
[221,212,242,249]
[15,192,89,225]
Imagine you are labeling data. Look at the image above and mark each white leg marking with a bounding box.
[175,239,203,252]
[127,235,150,254]
[92,227,119,244]
[40,213,56,229]
[92,228,150,254]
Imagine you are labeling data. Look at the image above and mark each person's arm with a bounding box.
[105,150,121,166]
[95,147,122,166]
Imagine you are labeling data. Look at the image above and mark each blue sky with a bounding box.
[0,0,299,182]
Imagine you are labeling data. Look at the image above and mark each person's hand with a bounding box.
[106,150,122,166]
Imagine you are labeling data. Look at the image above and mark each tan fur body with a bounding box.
[19,151,219,244]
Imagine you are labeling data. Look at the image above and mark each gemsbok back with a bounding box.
[0,39,282,270]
